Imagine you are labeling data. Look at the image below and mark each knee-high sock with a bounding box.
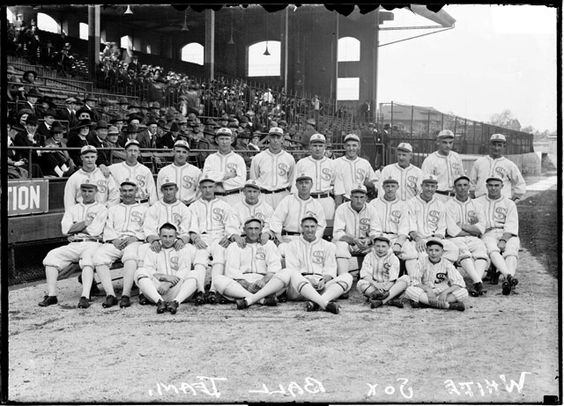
[137,277,162,303]
[489,252,509,276]
[122,259,137,297]
[475,259,488,280]
[222,280,252,299]
[246,276,287,306]
[505,256,517,277]
[96,264,116,296]
[45,266,59,297]
[209,263,224,292]
[460,258,481,283]
[80,265,95,298]
[173,278,199,304]
[194,264,207,292]
[382,280,408,304]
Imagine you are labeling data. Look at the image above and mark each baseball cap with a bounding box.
[421,174,439,184]
[125,139,140,149]
[216,127,233,137]
[244,217,264,227]
[309,133,326,143]
[174,140,190,150]
[300,215,318,224]
[161,178,177,188]
[295,173,313,183]
[350,184,368,194]
[453,175,471,185]
[382,177,399,185]
[426,238,444,249]
[80,145,97,155]
[199,175,216,185]
[490,133,507,143]
[344,133,360,143]
[437,129,454,139]
[268,127,284,136]
[120,179,138,188]
[373,235,391,244]
[486,176,503,183]
[80,180,98,190]
[396,142,413,153]
[244,179,261,190]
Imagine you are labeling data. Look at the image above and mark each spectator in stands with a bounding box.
[83,95,101,122]
[110,115,126,135]
[13,114,45,178]
[7,65,24,102]
[137,118,158,149]
[57,42,74,76]
[40,39,57,69]
[7,121,29,179]
[76,106,94,123]
[105,125,126,163]
[87,120,112,166]
[24,19,41,65]
[42,121,75,177]
[67,119,92,167]
[37,109,57,138]
[99,97,117,122]
[57,96,79,131]
[19,87,42,116]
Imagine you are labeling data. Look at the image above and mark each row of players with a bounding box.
[38,165,519,313]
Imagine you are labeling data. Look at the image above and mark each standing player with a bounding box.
[92,180,148,308]
[250,126,295,209]
[202,127,247,206]
[474,177,520,295]
[291,133,336,220]
[378,143,424,201]
[157,140,201,206]
[109,139,157,205]
[188,176,240,304]
[135,223,205,314]
[369,177,419,277]
[421,130,465,201]
[469,133,526,201]
[63,145,119,210]
[237,216,352,314]
[232,179,275,244]
[405,239,467,311]
[357,236,410,309]
[333,133,376,206]
[38,182,107,308]
[214,218,282,304]
[445,175,488,296]
[332,184,379,276]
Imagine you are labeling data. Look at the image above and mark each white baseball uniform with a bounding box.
[203,151,247,205]
[378,163,424,201]
[333,156,375,200]
[332,202,379,258]
[63,167,119,211]
[406,256,468,301]
[445,196,488,261]
[357,249,403,293]
[270,194,327,240]
[93,202,148,266]
[224,240,282,282]
[43,201,107,270]
[109,161,157,205]
[156,162,202,205]
[291,156,336,219]
[469,156,526,199]
[474,195,520,257]
[421,151,465,193]
[233,198,274,235]
[250,149,295,208]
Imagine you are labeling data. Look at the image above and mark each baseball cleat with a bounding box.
[502,275,517,295]
[305,301,320,312]
[218,294,229,304]
[277,292,288,303]
[263,295,278,306]
[166,300,179,314]
[119,295,131,308]
[371,290,390,301]
[448,301,465,311]
[324,301,340,314]
[206,291,217,305]
[138,293,150,305]
[369,299,384,309]
[102,295,118,308]
[469,281,486,297]
[386,298,404,308]
[38,295,58,307]
[340,293,350,300]
[236,298,249,310]
[77,296,90,309]
[194,291,205,306]
[156,299,167,314]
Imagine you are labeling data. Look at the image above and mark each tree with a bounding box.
[488,109,522,131]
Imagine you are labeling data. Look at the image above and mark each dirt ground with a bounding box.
[7,184,560,403]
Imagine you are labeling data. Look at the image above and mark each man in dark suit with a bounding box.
[87,120,111,166]
[37,109,57,138]
[83,94,101,122]
[18,88,42,117]
[57,96,79,131]
[13,114,45,177]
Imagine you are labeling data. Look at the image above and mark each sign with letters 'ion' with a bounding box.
[7,179,49,216]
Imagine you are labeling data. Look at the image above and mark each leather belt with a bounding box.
[261,187,289,194]
[71,238,102,243]
[136,198,149,203]
[215,188,242,196]
[436,190,455,197]
[281,230,300,236]
[311,192,333,199]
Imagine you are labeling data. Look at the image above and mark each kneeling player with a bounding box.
[134,223,205,314]
[356,236,409,309]
[405,239,468,311]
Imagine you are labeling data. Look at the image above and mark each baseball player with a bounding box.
[356,236,410,309]
[469,133,526,201]
[63,145,119,210]
[202,127,247,206]
[474,176,520,295]
[332,184,379,276]
[334,133,377,206]
[156,140,202,205]
[237,216,352,314]
[188,176,240,304]
[270,174,327,253]
[134,223,205,314]
[407,174,460,265]
[377,142,424,201]
[369,177,419,277]
[405,239,467,311]
[39,181,107,308]
[291,133,336,220]
[214,218,283,304]
[421,130,466,201]
[108,139,157,205]
[249,126,296,209]
[92,180,148,308]
[445,175,488,296]
[232,179,275,244]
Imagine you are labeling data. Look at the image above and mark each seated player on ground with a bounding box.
[134,223,205,314]
[356,236,410,309]
[405,239,468,311]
